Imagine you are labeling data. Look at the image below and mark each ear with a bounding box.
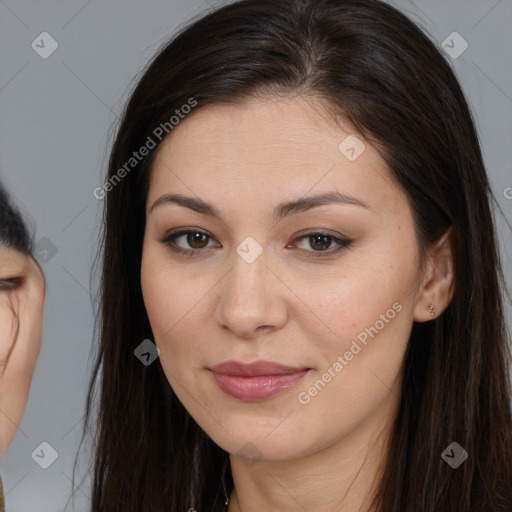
[413,227,455,322]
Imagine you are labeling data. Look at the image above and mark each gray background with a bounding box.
[0,0,511,510]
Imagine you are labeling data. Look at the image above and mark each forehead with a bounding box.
[0,245,29,270]
[148,96,405,216]
[153,96,357,168]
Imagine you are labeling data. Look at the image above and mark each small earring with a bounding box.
[427,304,436,317]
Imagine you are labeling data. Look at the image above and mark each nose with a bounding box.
[214,246,288,340]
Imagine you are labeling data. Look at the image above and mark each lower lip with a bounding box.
[210,370,309,401]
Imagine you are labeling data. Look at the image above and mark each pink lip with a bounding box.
[209,360,310,401]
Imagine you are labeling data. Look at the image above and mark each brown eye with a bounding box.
[161,229,216,255]
[292,231,352,257]
[308,234,333,251]
[0,277,22,291]
[186,232,210,249]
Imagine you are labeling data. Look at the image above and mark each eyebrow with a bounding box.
[149,191,370,221]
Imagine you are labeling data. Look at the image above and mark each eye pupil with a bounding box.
[188,232,208,248]
[310,235,331,251]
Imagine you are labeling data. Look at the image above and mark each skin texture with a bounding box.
[141,96,454,512]
[0,247,44,454]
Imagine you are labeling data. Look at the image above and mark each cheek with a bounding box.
[141,265,169,338]
[141,243,181,333]
[301,241,417,391]
[141,254,211,368]
[304,269,410,354]
[293,277,412,441]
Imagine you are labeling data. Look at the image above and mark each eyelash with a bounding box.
[160,229,352,258]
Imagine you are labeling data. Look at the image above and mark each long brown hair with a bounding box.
[81,0,512,510]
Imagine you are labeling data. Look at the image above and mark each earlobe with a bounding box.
[426,303,436,317]
[413,227,455,323]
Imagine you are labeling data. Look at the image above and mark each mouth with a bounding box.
[209,360,311,401]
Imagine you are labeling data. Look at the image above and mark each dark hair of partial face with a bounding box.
[0,182,33,255]
[81,0,512,510]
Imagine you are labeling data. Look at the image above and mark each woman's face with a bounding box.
[141,96,427,462]
[0,246,44,453]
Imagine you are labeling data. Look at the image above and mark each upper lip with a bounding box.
[210,360,309,377]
